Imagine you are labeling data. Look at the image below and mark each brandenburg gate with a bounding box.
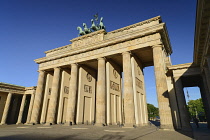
[29,16,174,129]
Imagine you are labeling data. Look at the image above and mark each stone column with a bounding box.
[30,70,46,124]
[40,73,50,124]
[206,57,210,69]
[204,67,210,93]
[122,52,135,126]
[26,93,35,124]
[152,45,173,130]
[200,72,210,128]
[174,77,191,130]
[66,64,78,125]
[57,70,65,124]
[16,94,27,124]
[0,93,12,125]
[95,58,106,126]
[166,76,181,129]
[46,67,61,124]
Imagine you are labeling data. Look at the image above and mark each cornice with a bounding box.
[45,44,72,54]
[167,63,197,70]
[0,82,26,91]
[34,23,165,64]
[108,16,161,34]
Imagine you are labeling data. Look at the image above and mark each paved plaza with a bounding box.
[1,123,209,140]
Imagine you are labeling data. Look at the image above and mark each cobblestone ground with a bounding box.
[0,123,199,140]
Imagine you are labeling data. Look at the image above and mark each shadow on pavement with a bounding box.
[100,134,124,140]
[150,120,194,138]
[149,120,160,127]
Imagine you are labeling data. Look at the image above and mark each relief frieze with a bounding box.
[135,77,143,89]
[64,86,69,94]
[110,80,120,92]
[84,84,92,93]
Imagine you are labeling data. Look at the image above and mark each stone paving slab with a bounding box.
[0,124,195,140]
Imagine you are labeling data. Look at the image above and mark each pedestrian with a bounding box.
[193,117,199,128]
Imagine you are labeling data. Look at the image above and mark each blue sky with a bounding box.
[0,0,197,107]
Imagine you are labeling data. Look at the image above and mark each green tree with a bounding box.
[187,98,205,120]
[147,103,159,120]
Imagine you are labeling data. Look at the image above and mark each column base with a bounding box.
[16,122,23,125]
[24,123,34,125]
[123,123,135,128]
[57,122,62,125]
[94,123,107,127]
[0,123,7,125]
[159,124,175,131]
[64,121,76,126]
[44,123,55,126]
[181,126,192,131]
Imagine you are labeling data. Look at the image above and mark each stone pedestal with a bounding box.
[46,67,61,124]
[0,93,12,125]
[16,94,27,124]
[95,58,106,126]
[153,45,174,130]
[66,64,78,125]
[30,70,46,124]
[123,52,135,126]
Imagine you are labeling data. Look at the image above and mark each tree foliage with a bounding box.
[147,103,159,120]
[187,98,205,119]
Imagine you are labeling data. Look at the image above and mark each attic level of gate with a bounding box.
[35,16,172,71]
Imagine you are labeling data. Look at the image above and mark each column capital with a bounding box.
[71,63,78,67]
[152,44,163,49]
[38,70,46,73]
[122,51,131,55]
[97,57,106,61]
[54,67,61,70]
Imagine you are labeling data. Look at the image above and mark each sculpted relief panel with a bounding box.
[71,30,105,49]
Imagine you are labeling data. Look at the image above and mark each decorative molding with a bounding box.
[108,16,161,34]
[45,44,72,54]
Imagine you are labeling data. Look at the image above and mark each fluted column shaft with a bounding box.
[46,67,61,124]
[66,64,78,125]
[123,52,135,126]
[0,93,12,125]
[153,45,173,129]
[95,58,106,125]
[30,70,46,124]
[16,94,27,124]
[26,94,35,124]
